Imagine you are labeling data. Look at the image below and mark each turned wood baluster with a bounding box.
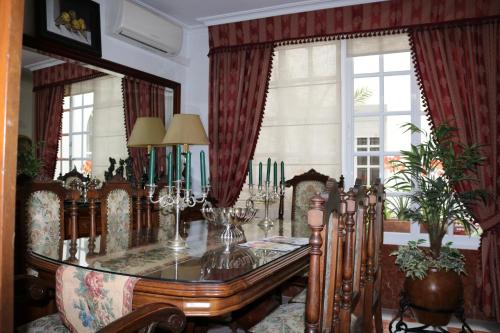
[145,194,152,230]
[332,190,346,332]
[305,193,325,333]
[363,188,377,333]
[339,189,356,333]
[66,188,80,261]
[358,190,369,304]
[87,186,98,255]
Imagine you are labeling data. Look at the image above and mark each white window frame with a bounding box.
[56,92,94,177]
[342,41,479,250]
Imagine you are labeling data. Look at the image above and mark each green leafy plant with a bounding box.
[17,136,43,178]
[389,123,487,260]
[391,239,465,279]
[354,86,372,105]
[385,196,411,220]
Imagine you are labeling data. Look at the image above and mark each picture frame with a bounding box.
[37,0,102,57]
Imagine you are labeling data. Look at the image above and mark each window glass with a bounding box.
[353,55,379,74]
[383,52,411,72]
[384,75,411,111]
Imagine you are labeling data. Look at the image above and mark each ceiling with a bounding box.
[137,0,385,27]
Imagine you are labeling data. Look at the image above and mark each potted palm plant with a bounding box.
[389,123,486,326]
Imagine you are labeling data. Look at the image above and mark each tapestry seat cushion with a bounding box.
[249,302,360,333]
[17,313,69,333]
[293,181,326,237]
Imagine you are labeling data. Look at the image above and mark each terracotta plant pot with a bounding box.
[404,268,463,326]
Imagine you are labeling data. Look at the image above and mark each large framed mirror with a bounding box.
[20,35,180,182]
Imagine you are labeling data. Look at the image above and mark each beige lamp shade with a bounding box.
[127,117,166,147]
[162,114,209,145]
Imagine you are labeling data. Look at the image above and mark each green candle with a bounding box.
[281,161,285,184]
[248,160,253,185]
[167,152,172,186]
[148,148,156,185]
[273,161,278,190]
[185,151,191,190]
[266,158,271,183]
[258,162,262,186]
[176,145,182,181]
[200,151,206,188]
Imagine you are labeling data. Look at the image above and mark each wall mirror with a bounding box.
[20,35,180,182]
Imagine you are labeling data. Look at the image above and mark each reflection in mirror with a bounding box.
[20,47,175,183]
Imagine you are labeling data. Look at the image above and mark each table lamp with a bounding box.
[127,117,166,184]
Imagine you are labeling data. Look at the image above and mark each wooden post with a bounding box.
[363,189,377,333]
[0,0,24,329]
[87,187,98,255]
[67,189,80,261]
[339,189,356,333]
[305,193,325,333]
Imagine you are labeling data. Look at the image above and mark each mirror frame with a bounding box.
[23,34,181,116]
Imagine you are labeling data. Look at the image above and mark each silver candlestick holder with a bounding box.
[248,181,284,226]
[146,180,209,250]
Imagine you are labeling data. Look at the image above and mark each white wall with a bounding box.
[183,27,210,193]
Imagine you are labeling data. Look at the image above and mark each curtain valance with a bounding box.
[33,62,105,91]
[209,0,500,52]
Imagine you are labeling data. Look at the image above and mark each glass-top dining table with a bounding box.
[26,219,310,317]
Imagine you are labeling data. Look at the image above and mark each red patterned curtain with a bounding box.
[410,21,500,321]
[209,0,500,50]
[122,77,166,183]
[208,46,274,207]
[33,62,105,178]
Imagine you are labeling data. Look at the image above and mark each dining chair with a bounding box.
[22,180,68,261]
[98,174,133,254]
[57,166,90,188]
[280,168,331,237]
[251,180,361,333]
[16,265,186,333]
[155,185,175,242]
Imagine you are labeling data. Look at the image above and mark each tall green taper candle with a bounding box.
[248,160,253,185]
[258,162,262,187]
[273,161,278,190]
[176,145,182,181]
[281,161,285,184]
[185,151,191,190]
[167,152,172,186]
[200,151,206,188]
[266,157,271,183]
[148,148,156,185]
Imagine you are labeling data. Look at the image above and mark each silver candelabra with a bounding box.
[248,181,284,226]
[146,180,209,250]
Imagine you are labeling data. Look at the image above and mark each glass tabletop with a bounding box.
[32,219,310,284]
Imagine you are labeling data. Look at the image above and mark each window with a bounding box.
[55,91,94,177]
[55,76,129,180]
[243,34,478,249]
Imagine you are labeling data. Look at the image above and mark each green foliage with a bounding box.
[385,196,411,220]
[17,136,43,178]
[354,86,372,105]
[388,123,487,258]
[391,239,465,279]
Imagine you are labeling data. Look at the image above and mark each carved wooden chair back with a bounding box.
[362,180,385,333]
[98,175,133,254]
[57,166,89,187]
[305,179,369,333]
[283,168,331,237]
[22,180,68,260]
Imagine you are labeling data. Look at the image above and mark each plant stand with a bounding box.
[389,291,473,333]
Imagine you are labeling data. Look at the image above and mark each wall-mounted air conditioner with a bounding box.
[113,0,183,55]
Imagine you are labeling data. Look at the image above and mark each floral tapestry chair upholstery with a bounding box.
[24,181,67,260]
[99,177,133,254]
[18,265,138,333]
[157,187,175,242]
[285,169,330,237]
